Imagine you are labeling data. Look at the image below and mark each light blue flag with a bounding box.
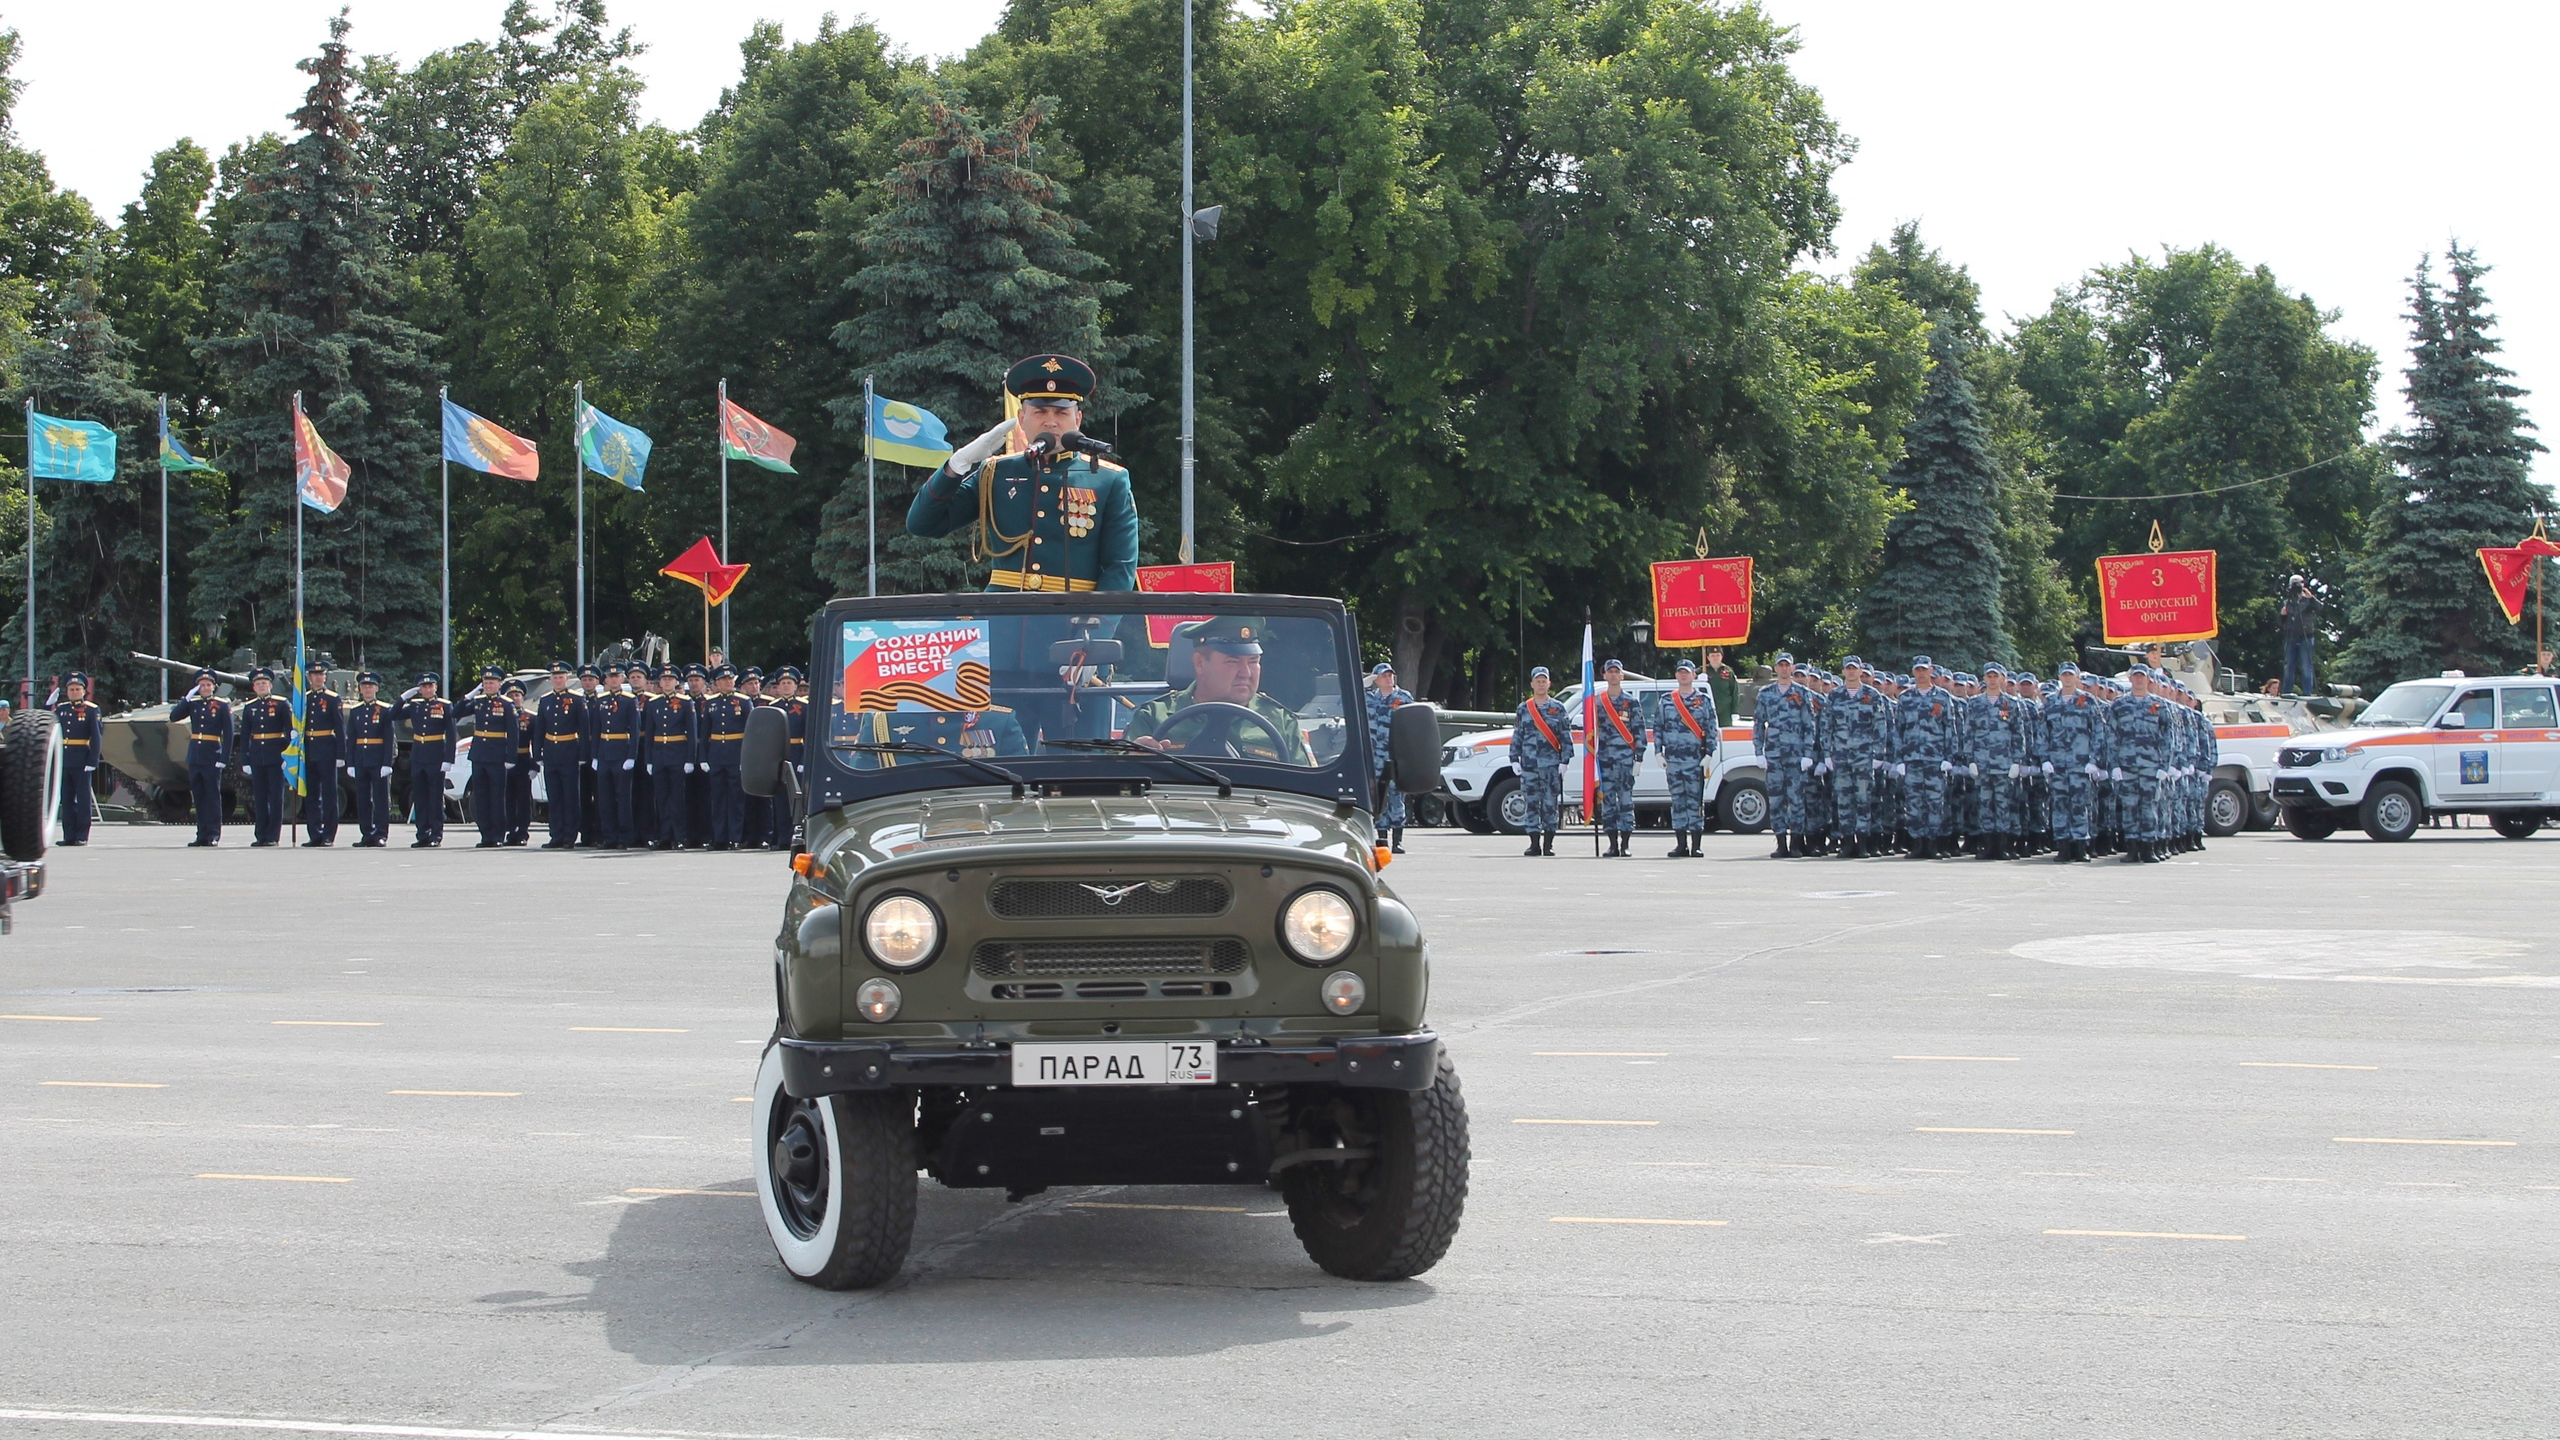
[865,391,952,468]
[28,410,117,482]
[576,401,652,491]
[284,619,308,797]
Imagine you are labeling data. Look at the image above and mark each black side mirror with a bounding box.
[1048,638,1124,667]
[1386,703,1441,795]
[741,705,790,799]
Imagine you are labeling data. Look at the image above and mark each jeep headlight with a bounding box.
[1280,887,1358,965]
[861,894,941,970]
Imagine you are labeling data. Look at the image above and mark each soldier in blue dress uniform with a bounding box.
[174,669,232,846]
[344,672,397,847]
[237,668,294,847]
[769,666,808,851]
[1754,653,1819,858]
[700,665,752,850]
[534,662,588,850]
[739,666,771,847]
[1657,659,1719,857]
[1511,666,1570,856]
[460,667,517,849]
[501,679,535,845]
[1364,663,1416,852]
[394,674,453,847]
[52,673,101,845]
[300,667,344,846]
[644,668,699,850]
[1591,659,1645,858]
[588,665,640,850]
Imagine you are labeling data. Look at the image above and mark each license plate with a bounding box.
[1011,1041,1216,1087]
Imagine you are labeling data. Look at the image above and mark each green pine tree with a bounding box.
[192,15,445,677]
[1859,324,2012,672]
[822,92,1137,596]
[2343,247,2547,686]
[101,141,217,421]
[12,255,161,699]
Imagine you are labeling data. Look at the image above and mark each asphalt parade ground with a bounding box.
[3,823,2554,1440]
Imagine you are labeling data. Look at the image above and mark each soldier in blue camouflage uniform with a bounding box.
[1801,668,1837,853]
[2190,684,2221,852]
[1656,658,1719,857]
[1755,653,1819,858]
[2039,663,2104,861]
[1820,657,1893,857]
[1512,666,1571,856]
[2106,667,2172,863]
[1871,670,1907,852]
[1891,659,1958,859]
[1965,664,2031,859]
[2011,671,2047,853]
[1591,658,1645,858]
[1363,663,1415,853]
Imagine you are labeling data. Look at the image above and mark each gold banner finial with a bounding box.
[1693,526,1712,560]
[2148,519,2166,554]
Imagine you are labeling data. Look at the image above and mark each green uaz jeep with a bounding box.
[741,592,1467,1287]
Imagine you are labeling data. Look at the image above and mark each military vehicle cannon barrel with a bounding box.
[130,652,256,689]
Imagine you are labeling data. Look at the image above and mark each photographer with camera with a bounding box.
[2280,574,2321,696]
[907,353,1140,596]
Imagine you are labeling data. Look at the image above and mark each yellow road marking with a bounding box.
[1514,1118,1661,1126]
[1895,1055,2021,1062]
[571,1026,689,1033]
[2333,1137,2516,1147]
[1,1014,98,1022]
[730,1096,754,1102]
[1917,1127,2073,1135]
[196,1173,350,1184]
[2046,1229,2244,1241]
[273,1020,384,1027]
[388,1090,520,1097]
[41,1081,165,1089]
[1534,1051,1670,1057]
[1067,1201,1248,1213]
[1552,1216,1728,1227]
[2240,1062,2377,1070]
[626,1187,753,1197]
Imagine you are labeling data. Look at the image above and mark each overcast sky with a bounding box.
[12,2,2552,472]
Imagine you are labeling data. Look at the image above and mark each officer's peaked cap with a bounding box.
[1177,616,1264,656]
[578,665,601,679]
[415,672,438,686]
[356,670,381,685]
[778,666,804,681]
[549,660,573,673]
[712,664,736,680]
[743,666,764,680]
[250,666,277,683]
[1007,353,1097,405]
[481,665,507,680]
[685,663,707,678]
[194,668,216,684]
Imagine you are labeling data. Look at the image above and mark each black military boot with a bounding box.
[1525,835,1543,856]
[1542,833,1557,856]
[1618,829,1635,856]
[1668,833,1688,858]
[1390,828,1405,854]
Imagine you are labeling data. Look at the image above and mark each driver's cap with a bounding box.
[1178,616,1264,656]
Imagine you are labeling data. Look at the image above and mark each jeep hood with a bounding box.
[812,788,1378,879]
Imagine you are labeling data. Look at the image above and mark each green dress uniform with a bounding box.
[1119,618,1313,768]
[902,354,1139,595]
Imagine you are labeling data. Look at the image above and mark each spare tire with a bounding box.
[1,708,61,861]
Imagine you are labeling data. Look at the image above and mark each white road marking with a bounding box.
[0,1407,832,1439]
[1861,1233,1954,1245]
[2046,1229,2244,1241]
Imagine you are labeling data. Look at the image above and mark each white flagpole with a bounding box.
[574,382,586,665]
[1179,0,1196,566]
[864,374,877,597]
[439,384,451,688]
[158,394,170,702]
[716,378,730,657]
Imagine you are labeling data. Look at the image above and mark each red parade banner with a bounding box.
[2479,547,2533,625]
[2094,549,2218,644]
[1134,561,1236,646]
[1649,556,1754,646]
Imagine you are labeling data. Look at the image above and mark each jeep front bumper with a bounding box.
[779,1031,1441,1098]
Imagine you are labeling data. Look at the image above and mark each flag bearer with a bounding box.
[1658,659,1719,857]
[301,667,345,847]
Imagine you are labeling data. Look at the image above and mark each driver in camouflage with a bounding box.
[1123,616,1313,767]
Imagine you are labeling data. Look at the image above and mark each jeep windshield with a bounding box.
[2352,682,2453,727]
[809,593,1369,810]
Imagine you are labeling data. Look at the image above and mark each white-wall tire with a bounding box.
[752,1043,915,1289]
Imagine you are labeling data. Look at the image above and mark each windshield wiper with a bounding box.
[1042,737,1232,797]
[842,741,1027,797]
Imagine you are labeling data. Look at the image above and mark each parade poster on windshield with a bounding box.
[833,619,993,741]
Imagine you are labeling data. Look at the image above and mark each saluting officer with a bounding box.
[1365,663,1416,853]
[344,672,397,847]
[393,674,454,847]
[301,666,345,847]
[768,666,808,851]
[1658,658,1719,857]
[535,662,588,850]
[501,680,537,844]
[644,666,699,850]
[1592,659,1645,858]
[908,354,1140,596]
[237,668,295,847]
[174,669,232,846]
[1511,667,1571,857]
[460,667,517,848]
[700,665,752,850]
[52,672,102,846]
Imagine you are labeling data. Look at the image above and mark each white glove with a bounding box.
[622,759,635,771]
[2111,768,2126,781]
[1817,760,1833,775]
[1893,763,1906,778]
[686,763,698,773]
[944,417,1018,475]
[214,763,225,771]
[2009,764,2025,779]
[2083,763,2102,779]
[589,760,600,770]
[1870,759,1883,772]
[1939,761,1953,774]
[2155,769,2172,781]
[1967,764,1980,777]
[2041,762,2054,776]
[1799,757,1813,772]
[381,766,393,779]
[441,762,453,773]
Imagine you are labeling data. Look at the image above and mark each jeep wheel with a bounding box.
[2490,811,2543,840]
[1455,800,1493,834]
[2359,780,2421,843]
[0,709,61,862]
[2280,805,2337,841]
[1484,774,1529,835]
[1283,1053,1469,1281]
[1718,776,1770,835]
[753,1043,916,1289]
[2205,778,2249,838]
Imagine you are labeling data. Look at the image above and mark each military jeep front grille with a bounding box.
[972,937,1252,978]
[988,877,1232,919]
